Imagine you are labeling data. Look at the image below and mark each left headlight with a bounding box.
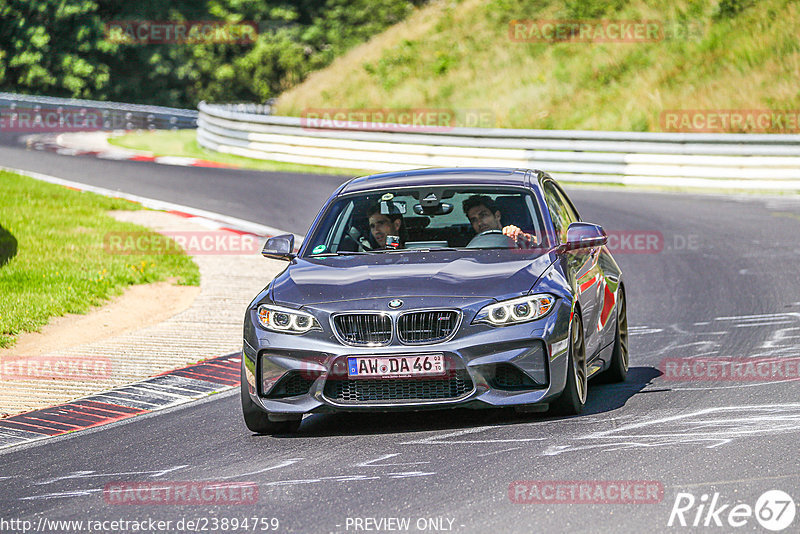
[473,294,555,326]
[257,304,321,334]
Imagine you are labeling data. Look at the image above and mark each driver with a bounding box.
[462,195,536,247]
[367,202,406,249]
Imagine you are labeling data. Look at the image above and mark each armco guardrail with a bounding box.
[197,102,800,190]
[0,92,197,131]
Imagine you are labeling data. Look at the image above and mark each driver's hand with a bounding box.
[502,225,537,248]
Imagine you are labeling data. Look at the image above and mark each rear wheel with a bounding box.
[550,313,587,416]
[241,366,301,434]
[603,288,629,383]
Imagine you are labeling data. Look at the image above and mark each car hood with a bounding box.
[270,250,555,305]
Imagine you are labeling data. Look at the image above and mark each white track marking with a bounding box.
[400,426,503,445]
[212,458,304,480]
[628,326,663,335]
[670,377,800,390]
[540,404,800,456]
[34,471,94,485]
[400,414,638,446]
[421,437,548,445]
[734,321,795,328]
[35,465,188,485]
[386,471,437,479]
[265,475,381,487]
[19,489,103,501]
[356,453,430,467]
[587,405,800,436]
[714,313,800,321]
[762,326,800,349]
[694,331,729,336]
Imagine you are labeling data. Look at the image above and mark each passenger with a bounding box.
[367,202,406,249]
[462,194,536,247]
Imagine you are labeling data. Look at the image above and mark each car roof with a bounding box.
[339,167,536,194]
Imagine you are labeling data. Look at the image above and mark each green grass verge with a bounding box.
[108,130,373,176]
[0,170,200,349]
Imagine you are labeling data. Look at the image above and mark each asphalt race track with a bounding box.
[2,141,800,533]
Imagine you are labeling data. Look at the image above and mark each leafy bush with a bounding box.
[0,0,427,107]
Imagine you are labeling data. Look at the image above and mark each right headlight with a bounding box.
[473,294,555,326]
[257,304,321,334]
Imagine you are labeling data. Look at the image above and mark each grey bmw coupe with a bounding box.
[241,168,628,433]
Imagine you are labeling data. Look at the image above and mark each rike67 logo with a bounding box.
[668,490,796,531]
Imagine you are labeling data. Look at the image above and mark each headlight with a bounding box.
[257,304,321,334]
[473,294,555,326]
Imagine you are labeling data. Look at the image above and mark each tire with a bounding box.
[241,366,301,434]
[603,288,629,383]
[550,313,587,416]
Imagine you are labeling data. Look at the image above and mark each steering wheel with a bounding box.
[466,229,515,249]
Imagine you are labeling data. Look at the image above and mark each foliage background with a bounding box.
[0,0,426,107]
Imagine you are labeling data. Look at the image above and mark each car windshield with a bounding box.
[302,186,549,256]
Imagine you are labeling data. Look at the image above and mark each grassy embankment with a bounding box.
[0,170,199,349]
[277,0,800,131]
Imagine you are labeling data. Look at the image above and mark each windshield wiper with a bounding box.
[309,251,372,257]
[366,247,460,254]
[409,247,459,252]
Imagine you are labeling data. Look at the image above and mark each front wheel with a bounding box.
[241,366,301,434]
[550,313,587,416]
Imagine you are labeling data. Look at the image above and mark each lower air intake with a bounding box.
[324,370,473,403]
[266,372,318,398]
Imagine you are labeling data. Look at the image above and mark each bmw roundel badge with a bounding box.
[388,299,403,309]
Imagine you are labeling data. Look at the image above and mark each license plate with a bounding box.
[347,354,445,378]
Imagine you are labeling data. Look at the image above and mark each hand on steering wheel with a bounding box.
[502,225,537,248]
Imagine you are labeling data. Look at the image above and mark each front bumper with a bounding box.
[242,298,572,414]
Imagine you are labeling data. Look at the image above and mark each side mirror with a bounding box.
[262,234,295,261]
[562,222,607,251]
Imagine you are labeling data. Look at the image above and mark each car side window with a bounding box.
[543,181,573,243]
[552,183,580,224]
